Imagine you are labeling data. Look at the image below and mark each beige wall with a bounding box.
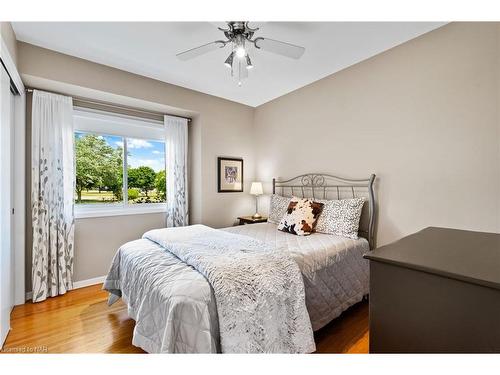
[254,22,500,247]
[19,42,256,287]
[74,214,166,281]
[0,22,18,66]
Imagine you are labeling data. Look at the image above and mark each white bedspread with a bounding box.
[103,223,369,353]
[142,225,315,353]
[103,237,220,353]
[223,223,370,330]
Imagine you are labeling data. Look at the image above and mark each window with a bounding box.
[73,109,167,218]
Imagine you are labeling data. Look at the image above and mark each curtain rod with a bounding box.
[25,87,192,123]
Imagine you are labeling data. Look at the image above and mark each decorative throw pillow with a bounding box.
[268,194,291,224]
[315,197,366,239]
[277,197,324,236]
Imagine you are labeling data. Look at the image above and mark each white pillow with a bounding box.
[268,194,291,224]
[315,197,366,239]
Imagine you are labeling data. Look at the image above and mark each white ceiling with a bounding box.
[12,22,445,107]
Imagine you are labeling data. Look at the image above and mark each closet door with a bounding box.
[0,64,13,347]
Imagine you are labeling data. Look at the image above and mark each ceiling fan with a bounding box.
[176,21,306,86]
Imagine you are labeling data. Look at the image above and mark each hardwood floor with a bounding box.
[1,284,369,354]
[314,301,369,353]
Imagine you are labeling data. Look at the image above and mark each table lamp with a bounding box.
[250,182,263,219]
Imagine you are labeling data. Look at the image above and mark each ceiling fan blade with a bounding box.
[176,41,226,61]
[254,37,305,59]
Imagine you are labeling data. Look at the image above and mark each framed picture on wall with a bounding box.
[217,157,243,192]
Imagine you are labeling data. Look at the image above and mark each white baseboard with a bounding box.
[25,275,106,302]
[73,275,106,289]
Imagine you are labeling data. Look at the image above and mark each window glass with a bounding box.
[75,131,124,204]
[127,138,166,204]
[74,131,166,206]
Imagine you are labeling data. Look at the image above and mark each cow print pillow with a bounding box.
[315,197,366,239]
[268,194,291,224]
[277,197,324,236]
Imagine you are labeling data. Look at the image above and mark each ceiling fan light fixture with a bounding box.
[234,35,246,58]
[224,52,234,68]
[235,45,246,58]
[245,55,253,69]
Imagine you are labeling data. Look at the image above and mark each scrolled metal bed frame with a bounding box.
[273,173,377,249]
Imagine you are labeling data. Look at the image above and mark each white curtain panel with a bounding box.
[164,115,188,227]
[31,90,75,303]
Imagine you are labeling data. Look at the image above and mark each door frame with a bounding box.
[1,35,26,306]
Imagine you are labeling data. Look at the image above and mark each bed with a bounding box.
[103,173,376,353]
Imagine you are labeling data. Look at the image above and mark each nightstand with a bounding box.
[237,216,268,225]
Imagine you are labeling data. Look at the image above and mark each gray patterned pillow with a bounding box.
[315,197,366,239]
[268,194,291,224]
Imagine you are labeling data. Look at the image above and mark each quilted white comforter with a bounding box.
[103,223,369,353]
[142,225,315,353]
[224,223,370,330]
[103,237,220,353]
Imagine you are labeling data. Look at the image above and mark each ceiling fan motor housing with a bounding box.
[220,21,258,41]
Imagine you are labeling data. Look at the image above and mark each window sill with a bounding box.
[75,204,167,219]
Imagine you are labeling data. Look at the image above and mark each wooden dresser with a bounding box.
[364,227,500,353]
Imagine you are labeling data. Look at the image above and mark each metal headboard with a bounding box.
[273,173,377,249]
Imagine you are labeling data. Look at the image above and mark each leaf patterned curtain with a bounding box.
[31,90,75,303]
[165,115,188,227]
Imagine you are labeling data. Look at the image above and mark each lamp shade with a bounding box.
[250,182,263,195]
